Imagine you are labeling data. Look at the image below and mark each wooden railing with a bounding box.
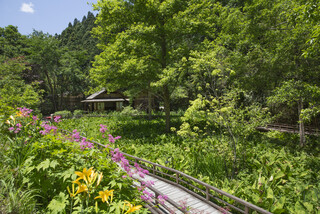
[266,123,319,135]
[59,129,271,214]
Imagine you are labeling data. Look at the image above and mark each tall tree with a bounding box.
[0,57,41,114]
[91,0,219,131]
[27,31,63,112]
[0,25,28,58]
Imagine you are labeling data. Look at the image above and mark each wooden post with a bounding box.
[155,191,159,205]
[50,114,54,123]
[245,206,249,214]
[298,100,306,147]
[176,173,179,184]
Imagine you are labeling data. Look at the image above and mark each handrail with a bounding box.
[259,123,319,135]
[59,129,271,214]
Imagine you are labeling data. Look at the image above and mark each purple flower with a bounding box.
[111,148,124,162]
[39,122,57,135]
[71,129,81,142]
[16,123,22,128]
[134,162,149,178]
[54,115,61,123]
[32,115,38,121]
[108,134,121,143]
[79,137,94,150]
[157,195,168,205]
[14,128,21,134]
[17,107,33,117]
[8,127,14,131]
[99,124,108,134]
[141,190,154,201]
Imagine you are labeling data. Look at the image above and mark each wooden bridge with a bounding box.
[60,129,271,214]
[256,123,319,135]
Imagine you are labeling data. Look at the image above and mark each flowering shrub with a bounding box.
[1,107,149,213]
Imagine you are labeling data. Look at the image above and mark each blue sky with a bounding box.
[0,0,97,35]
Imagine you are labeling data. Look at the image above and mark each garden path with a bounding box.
[132,173,221,214]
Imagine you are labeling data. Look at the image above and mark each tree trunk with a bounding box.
[163,85,170,132]
[148,90,152,120]
[44,70,57,112]
[298,99,306,147]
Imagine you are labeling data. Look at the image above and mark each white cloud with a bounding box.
[20,2,35,14]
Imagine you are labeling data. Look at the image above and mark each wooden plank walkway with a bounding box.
[132,173,221,214]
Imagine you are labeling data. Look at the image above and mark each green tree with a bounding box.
[268,80,320,147]
[0,25,28,58]
[0,57,41,114]
[91,0,219,131]
[27,31,62,112]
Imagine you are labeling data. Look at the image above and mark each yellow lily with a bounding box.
[67,183,76,198]
[88,171,98,185]
[9,115,15,122]
[16,111,23,117]
[96,172,103,187]
[124,201,142,213]
[73,180,88,195]
[94,189,114,204]
[74,167,94,184]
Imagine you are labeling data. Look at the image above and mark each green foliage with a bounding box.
[120,106,141,116]
[47,192,69,214]
[58,115,320,213]
[268,80,320,123]
[0,110,147,213]
[54,110,73,118]
[0,57,42,115]
[0,25,28,58]
[73,109,85,118]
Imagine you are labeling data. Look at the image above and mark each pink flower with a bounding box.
[39,122,57,135]
[54,115,61,123]
[108,134,121,143]
[157,195,168,205]
[79,137,94,150]
[16,123,22,128]
[14,128,21,134]
[134,162,149,178]
[111,148,124,162]
[71,129,81,142]
[17,107,33,117]
[99,124,108,134]
[8,127,14,131]
[141,190,154,201]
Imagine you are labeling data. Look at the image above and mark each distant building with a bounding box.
[81,89,156,112]
[81,89,129,112]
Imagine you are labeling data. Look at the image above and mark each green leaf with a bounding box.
[267,187,274,199]
[303,202,313,212]
[294,201,307,214]
[50,160,59,169]
[37,159,50,171]
[274,171,285,180]
[47,192,69,214]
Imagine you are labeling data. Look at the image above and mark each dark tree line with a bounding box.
[0,12,99,114]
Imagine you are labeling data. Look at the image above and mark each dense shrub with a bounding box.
[54,110,72,118]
